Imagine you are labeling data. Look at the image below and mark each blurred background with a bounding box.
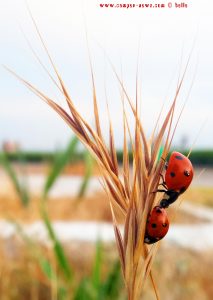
[0,0,213,299]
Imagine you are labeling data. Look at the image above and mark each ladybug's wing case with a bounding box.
[145,206,169,244]
[165,152,194,191]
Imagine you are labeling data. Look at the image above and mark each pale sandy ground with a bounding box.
[0,201,212,252]
[0,166,212,251]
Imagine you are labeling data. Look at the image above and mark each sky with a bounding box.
[0,0,213,151]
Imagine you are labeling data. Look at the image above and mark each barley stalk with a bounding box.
[6,18,191,299]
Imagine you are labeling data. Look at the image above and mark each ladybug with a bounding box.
[158,151,194,208]
[144,206,170,244]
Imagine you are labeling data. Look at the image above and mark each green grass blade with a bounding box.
[74,278,96,300]
[77,151,94,198]
[157,145,164,162]
[19,185,30,206]
[92,240,102,291]
[0,153,30,206]
[58,287,68,300]
[100,260,122,299]
[43,136,79,198]
[12,220,70,298]
[12,220,57,281]
[40,258,56,280]
[41,206,73,281]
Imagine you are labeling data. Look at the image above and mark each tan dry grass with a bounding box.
[6,16,193,299]
[0,240,213,300]
[0,190,204,224]
[184,187,213,207]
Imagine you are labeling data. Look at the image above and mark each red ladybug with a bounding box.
[144,206,170,244]
[158,152,194,208]
[165,151,193,191]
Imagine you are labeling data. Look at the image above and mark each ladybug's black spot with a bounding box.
[170,172,175,177]
[162,223,168,227]
[151,223,157,228]
[184,170,190,177]
[156,207,162,213]
[175,155,184,160]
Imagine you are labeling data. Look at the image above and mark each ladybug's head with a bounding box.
[153,206,164,214]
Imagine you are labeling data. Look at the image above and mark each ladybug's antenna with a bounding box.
[187,118,207,158]
[195,168,206,181]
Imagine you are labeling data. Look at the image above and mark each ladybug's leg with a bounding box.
[155,189,167,193]
[160,157,168,170]
[151,189,167,194]
[156,174,168,191]
[159,183,167,189]
[159,173,166,185]
[159,174,167,189]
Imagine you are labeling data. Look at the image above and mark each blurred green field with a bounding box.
[3,149,213,166]
[0,141,213,299]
